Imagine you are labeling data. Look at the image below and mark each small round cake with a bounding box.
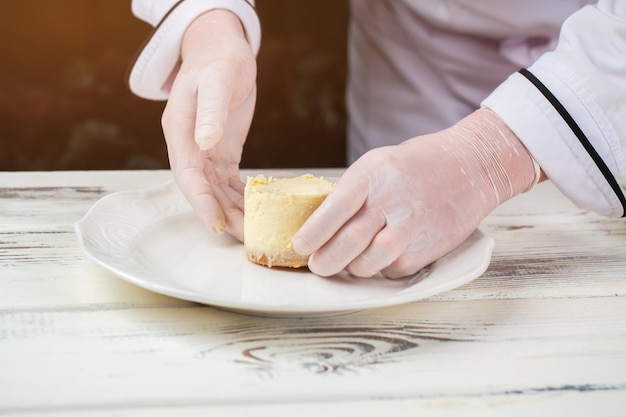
[244,174,334,268]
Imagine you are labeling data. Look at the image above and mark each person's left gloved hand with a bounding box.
[162,10,257,242]
[293,108,540,278]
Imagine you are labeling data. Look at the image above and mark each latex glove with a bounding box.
[161,10,257,241]
[293,108,540,278]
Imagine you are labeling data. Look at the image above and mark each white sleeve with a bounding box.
[482,0,626,218]
[128,0,261,100]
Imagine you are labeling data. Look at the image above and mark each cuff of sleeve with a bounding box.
[482,71,623,217]
[128,0,260,101]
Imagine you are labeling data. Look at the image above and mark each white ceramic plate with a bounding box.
[75,179,494,317]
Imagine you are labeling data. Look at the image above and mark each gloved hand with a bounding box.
[161,10,257,241]
[293,108,541,278]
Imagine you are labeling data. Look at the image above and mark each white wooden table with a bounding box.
[1,169,625,416]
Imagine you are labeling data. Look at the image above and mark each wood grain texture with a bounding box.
[1,170,625,416]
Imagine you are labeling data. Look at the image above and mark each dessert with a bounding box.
[244,174,334,268]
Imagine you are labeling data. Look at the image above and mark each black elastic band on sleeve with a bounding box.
[519,68,626,217]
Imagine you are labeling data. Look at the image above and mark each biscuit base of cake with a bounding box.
[245,248,309,269]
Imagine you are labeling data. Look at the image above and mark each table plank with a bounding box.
[0,297,626,409]
[1,297,625,410]
[4,391,624,417]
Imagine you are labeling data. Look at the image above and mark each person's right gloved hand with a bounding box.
[293,108,541,279]
[161,10,257,241]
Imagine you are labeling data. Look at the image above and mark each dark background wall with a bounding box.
[0,0,348,171]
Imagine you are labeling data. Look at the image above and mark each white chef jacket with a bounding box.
[129,0,626,218]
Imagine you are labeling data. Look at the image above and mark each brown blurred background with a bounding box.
[0,0,348,171]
